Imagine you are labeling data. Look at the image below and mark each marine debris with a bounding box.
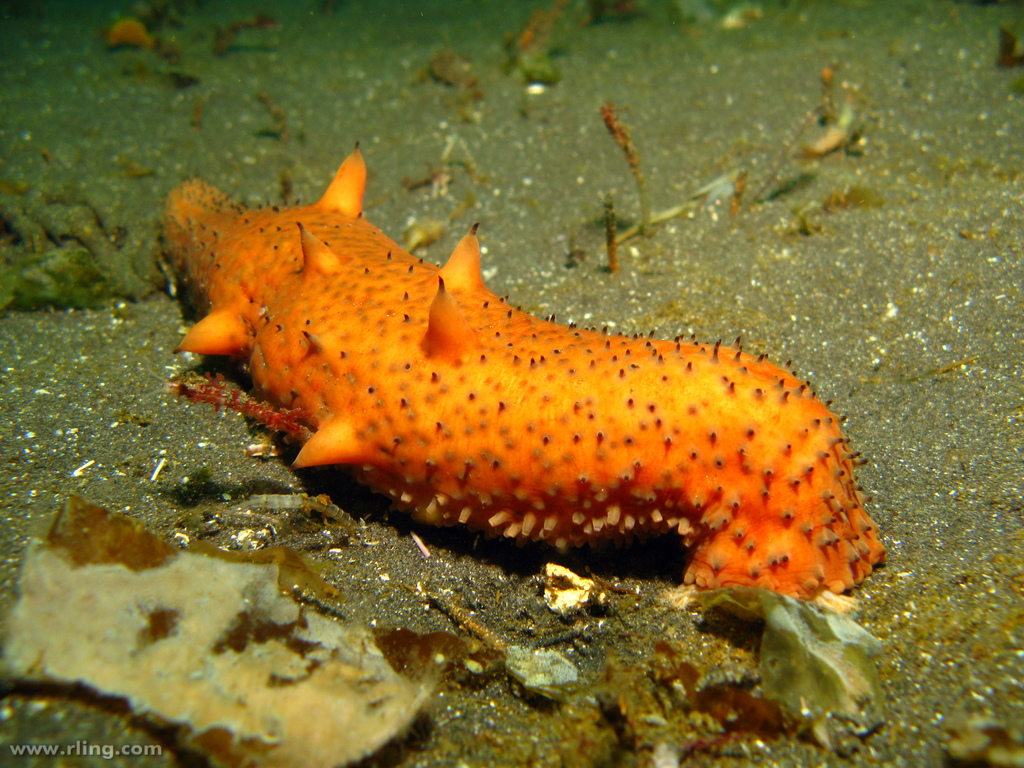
[104,12,183,63]
[582,0,642,25]
[106,18,154,49]
[596,642,791,758]
[997,27,1024,68]
[403,218,446,252]
[425,48,483,100]
[420,584,580,699]
[542,562,607,614]
[585,63,865,264]
[603,193,619,273]
[697,587,886,751]
[213,13,278,56]
[169,371,311,440]
[399,136,483,245]
[255,90,289,141]
[750,65,864,206]
[720,3,763,30]
[804,65,862,159]
[505,0,567,85]
[3,497,432,768]
[594,124,732,268]
[584,109,747,264]
[600,102,651,237]
[944,712,1024,767]
[505,645,580,699]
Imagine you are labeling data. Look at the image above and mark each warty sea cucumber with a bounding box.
[163,146,885,599]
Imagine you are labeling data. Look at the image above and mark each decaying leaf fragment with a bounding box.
[698,586,885,750]
[542,562,607,614]
[3,497,432,768]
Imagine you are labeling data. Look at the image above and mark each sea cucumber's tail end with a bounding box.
[681,510,885,602]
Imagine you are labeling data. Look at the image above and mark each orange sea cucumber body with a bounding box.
[164,148,885,598]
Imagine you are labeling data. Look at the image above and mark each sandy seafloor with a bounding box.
[0,0,1022,765]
